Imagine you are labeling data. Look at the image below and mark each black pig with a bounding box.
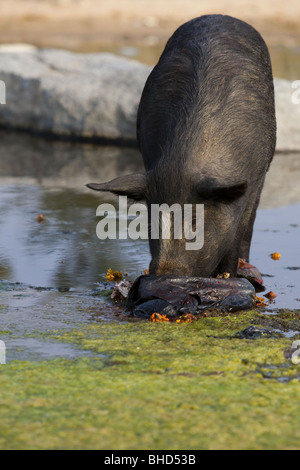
[87,15,276,278]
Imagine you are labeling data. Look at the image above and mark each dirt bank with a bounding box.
[1,0,300,54]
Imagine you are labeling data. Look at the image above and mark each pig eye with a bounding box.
[197,181,247,203]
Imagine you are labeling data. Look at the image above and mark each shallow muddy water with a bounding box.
[0,131,299,361]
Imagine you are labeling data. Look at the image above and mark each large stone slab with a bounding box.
[274,78,300,152]
[0,45,299,150]
[0,44,150,143]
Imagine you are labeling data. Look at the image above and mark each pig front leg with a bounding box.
[239,182,265,262]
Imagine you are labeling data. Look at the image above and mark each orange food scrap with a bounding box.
[143,268,149,275]
[216,272,230,279]
[105,268,123,282]
[176,313,197,323]
[150,312,170,322]
[255,294,267,307]
[36,213,46,223]
[264,291,277,300]
[271,252,281,260]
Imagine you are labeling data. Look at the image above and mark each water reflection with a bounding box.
[0,131,299,309]
[251,203,300,310]
[0,130,144,189]
[0,131,148,289]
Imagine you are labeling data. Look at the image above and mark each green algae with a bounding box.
[0,309,299,450]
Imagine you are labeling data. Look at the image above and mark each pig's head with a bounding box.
[87,170,248,278]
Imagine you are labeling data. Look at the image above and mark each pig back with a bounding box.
[137,14,276,178]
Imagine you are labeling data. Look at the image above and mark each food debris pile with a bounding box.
[126,274,256,319]
[106,255,279,322]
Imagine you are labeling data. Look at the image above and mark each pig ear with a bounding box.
[86,172,147,201]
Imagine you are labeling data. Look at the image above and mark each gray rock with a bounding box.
[0,44,150,143]
[233,325,282,339]
[0,45,299,150]
[260,151,300,208]
[274,78,300,152]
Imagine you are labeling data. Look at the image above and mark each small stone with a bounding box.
[233,325,281,339]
